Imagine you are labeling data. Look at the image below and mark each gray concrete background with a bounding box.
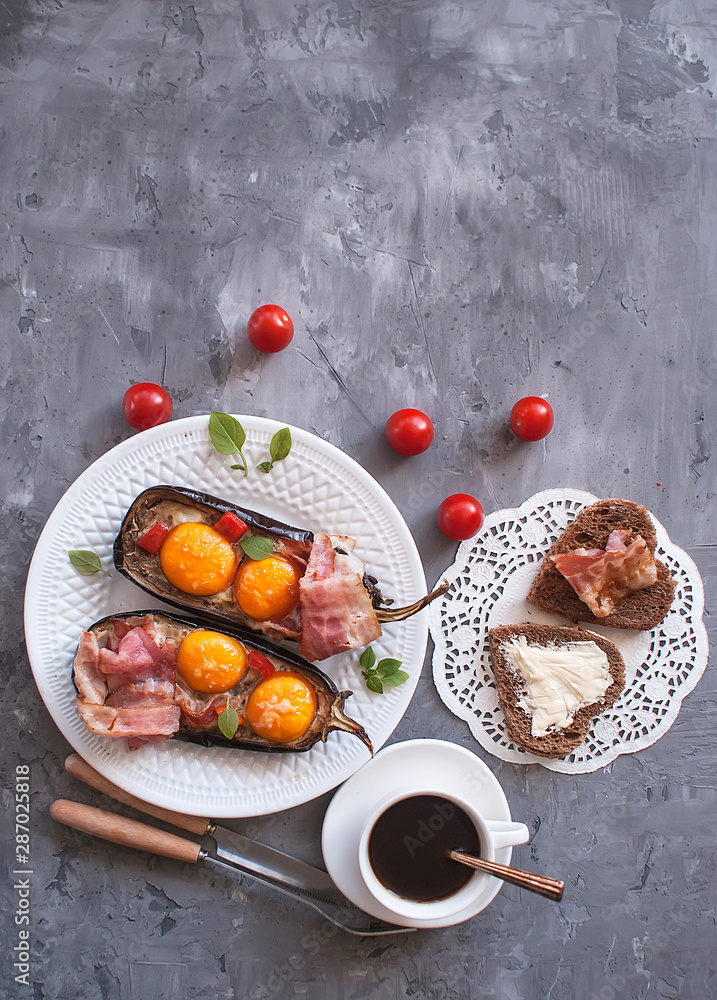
[1,0,715,997]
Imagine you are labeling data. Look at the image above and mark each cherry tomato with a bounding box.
[385,408,435,456]
[122,383,173,431]
[509,396,554,441]
[247,304,294,353]
[437,494,485,541]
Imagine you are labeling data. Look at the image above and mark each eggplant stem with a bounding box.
[329,700,375,757]
[376,581,449,623]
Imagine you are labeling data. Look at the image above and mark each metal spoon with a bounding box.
[450,850,565,901]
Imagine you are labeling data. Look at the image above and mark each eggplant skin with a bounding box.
[112,485,313,633]
[113,484,313,559]
[78,610,373,755]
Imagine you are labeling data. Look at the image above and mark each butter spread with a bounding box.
[502,635,612,737]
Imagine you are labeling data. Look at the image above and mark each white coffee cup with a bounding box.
[357,787,530,923]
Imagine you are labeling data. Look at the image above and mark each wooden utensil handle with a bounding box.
[65,754,210,836]
[50,799,202,865]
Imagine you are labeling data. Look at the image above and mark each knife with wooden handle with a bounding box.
[57,755,414,937]
[64,754,208,835]
[50,799,201,863]
[63,754,342,901]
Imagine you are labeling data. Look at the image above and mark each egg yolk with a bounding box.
[176,630,248,693]
[233,555,300,622]
[245,672,316,744]
[159,522,238,596]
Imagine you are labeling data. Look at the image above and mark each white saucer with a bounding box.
[321,739,519,929]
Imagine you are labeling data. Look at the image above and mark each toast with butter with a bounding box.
[488,623,625,757]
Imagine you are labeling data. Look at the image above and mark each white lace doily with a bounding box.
[429,488,709,774]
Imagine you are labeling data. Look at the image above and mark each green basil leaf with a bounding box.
[68,550,108,577]
[381,670,409,687]
[377,658,402,677]
[270,427,292,463]
[240,536,274,561]
[366,675,384,694]
[359,647,376,671]
[230,463,246,472]
[217,706,239,740]
[255,427,292,474]
[209,412,246,455]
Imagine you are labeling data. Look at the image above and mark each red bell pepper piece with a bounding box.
[248,649,275,679]
[137,519,170,554]
[214,511,248,544]
[215,705,244,726]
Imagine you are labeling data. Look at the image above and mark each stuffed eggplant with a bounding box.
[113,485,446,661]
[73,610,374,754]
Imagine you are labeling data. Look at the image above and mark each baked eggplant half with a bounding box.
[73,610,374,754]
[113,485,446,661]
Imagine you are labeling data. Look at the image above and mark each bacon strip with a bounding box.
[299,533,381,661]
[77,702,180,737]
[260,606,302,643]
[73,623,180,744]
[175,683,245,729]
[275,537,312,573]
[97,628,176,682]
[552,532,658,618]
[175,682,226,728]
[73,632,108,705]
[105,680,176,707]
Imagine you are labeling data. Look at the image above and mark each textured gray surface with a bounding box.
[1,0,715,997]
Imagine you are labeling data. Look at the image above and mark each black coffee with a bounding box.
[367,795,481,902]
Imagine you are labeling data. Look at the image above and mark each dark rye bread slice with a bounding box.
[526,499,675,630]
[488,623,625,757]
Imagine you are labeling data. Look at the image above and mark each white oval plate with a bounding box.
[24,415,427,817]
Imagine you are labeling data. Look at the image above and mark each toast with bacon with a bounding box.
[526,499,675,630]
